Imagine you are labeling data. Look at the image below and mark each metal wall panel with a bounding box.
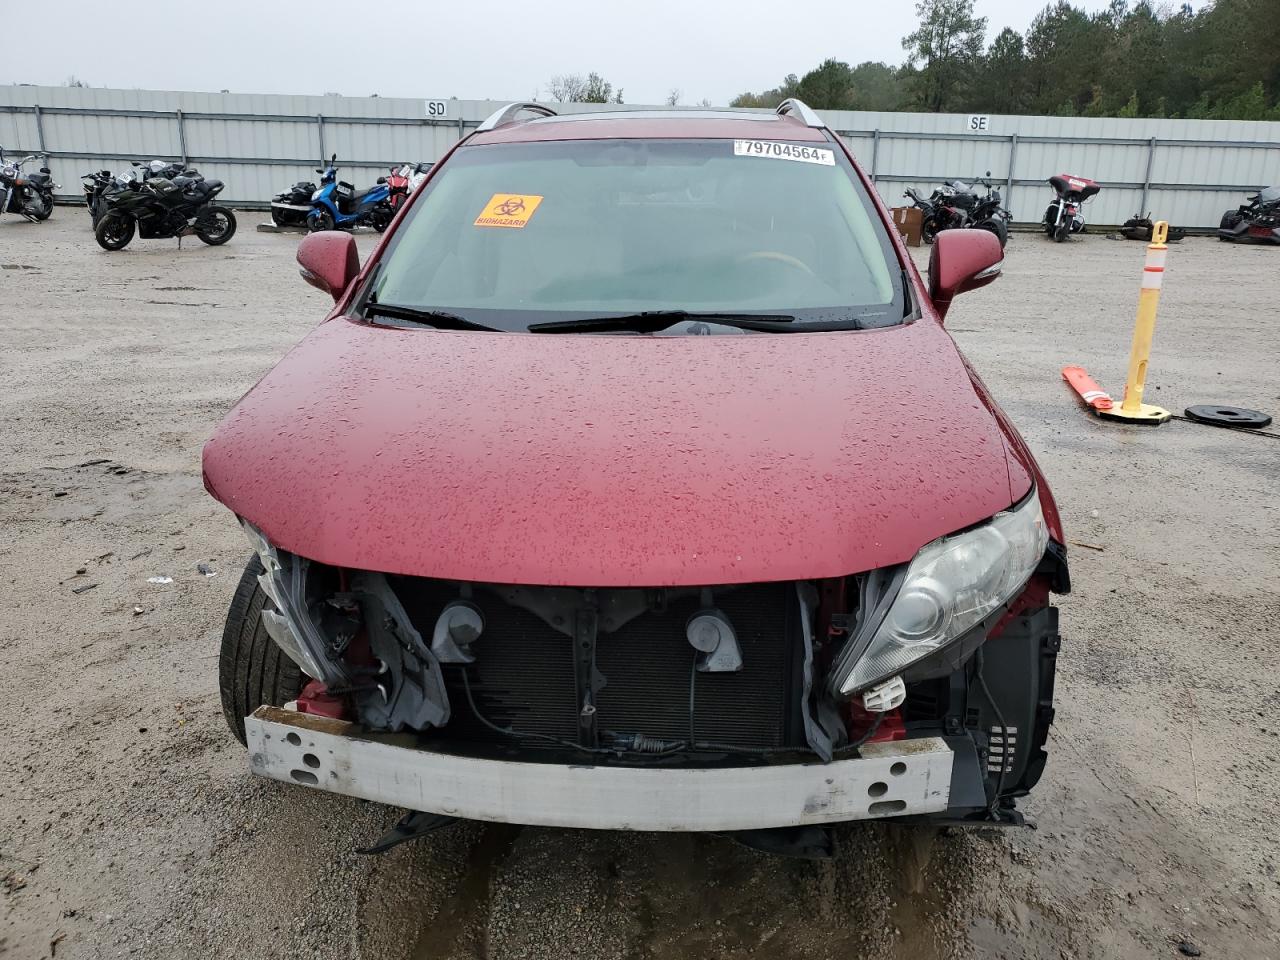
[2,85,1277,227]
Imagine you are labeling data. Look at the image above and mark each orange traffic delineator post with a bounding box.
[1098,220,1172,424]
[1062,366,1114,413]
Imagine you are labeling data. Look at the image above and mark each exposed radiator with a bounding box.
[395,579,800,751]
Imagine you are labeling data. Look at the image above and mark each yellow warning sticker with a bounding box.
[474,193,544,229]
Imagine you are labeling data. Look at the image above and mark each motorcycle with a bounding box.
[270,177,318,227]
[1043,174,1100,242]
[386,161,433,210]
[305,154,393,232]
[0,148,58,222]
[94,171,234,251]
[84,160,200,227]
[904,181,971,243]
[904,171,1009,248]
[1217,186,1280,245]
[1120,214,1186,243]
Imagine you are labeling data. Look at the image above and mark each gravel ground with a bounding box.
[1,213,1277,960]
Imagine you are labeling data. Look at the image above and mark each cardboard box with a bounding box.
[891,206,924,247]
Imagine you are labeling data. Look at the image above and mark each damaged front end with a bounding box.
[242,490,1067,828]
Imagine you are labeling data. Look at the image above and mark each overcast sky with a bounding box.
[8,0,1184,105]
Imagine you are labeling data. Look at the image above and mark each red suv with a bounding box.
[205,100,1068,850]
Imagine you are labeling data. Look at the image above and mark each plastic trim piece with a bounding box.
[776,99,824,128]
[476,102,558,132]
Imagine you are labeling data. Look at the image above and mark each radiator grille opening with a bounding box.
[394,579,800,753]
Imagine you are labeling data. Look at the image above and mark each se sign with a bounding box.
[966,114,991,132]
[426,100,449,119]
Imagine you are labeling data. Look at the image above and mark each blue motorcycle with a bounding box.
[305,154,394,233]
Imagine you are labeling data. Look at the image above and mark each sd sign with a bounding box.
[426,100,449,119]
[966,115,991,133]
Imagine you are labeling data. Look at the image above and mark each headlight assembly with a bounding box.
[241,520,334,683]
[834,493,1048,697]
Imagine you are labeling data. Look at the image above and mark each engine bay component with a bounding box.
[862,675,906,712]
[431,600,485,663]
[349,571,451,732]
[686,608,743,673]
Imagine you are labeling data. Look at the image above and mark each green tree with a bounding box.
[729,74,801,109]
[982,28,1031,114]
[796,59,859,111]
[901,0,988,112]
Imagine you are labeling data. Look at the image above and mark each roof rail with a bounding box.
[476,102,558,132]
[776,99,824,128]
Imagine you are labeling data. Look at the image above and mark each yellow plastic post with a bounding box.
[1099,220,1172,424]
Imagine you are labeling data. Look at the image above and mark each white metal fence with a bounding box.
[2,85,1278,228]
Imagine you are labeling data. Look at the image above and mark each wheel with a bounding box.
[976,218,1008,249]
[1053,222,1069,243]
[219,556,306,745]
[921,219,939,245]
[307,208,335,232]
[195,205,236,245]
[372,206,393,233]
[271,207,288,227]
[94,211,135,251]
[31,193,53,221]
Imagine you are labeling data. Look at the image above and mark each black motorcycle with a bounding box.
[1120,214,1186,243]
[270,178,318,227]
[0,148,57,222]
[84,160,200,227]
[1218,186,1280,245]
[94,172,235,251]
[969,176,1011,248]
[905,172,1009,248]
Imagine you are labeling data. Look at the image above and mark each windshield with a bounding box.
[367,137,904,333]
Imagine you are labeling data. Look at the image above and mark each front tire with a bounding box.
[307,208,335,233]
[976,218,1008,249]
[32,193,53,221]
[921,218,940,245]
[195,205,236,245]
[219,557,306,745]
[94,211,135,251]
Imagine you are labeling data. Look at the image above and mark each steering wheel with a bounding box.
[736,251,816,277]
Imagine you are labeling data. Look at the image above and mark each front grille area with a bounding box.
[394,579,800,752]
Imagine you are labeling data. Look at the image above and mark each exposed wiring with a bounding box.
[974,648,1009,816]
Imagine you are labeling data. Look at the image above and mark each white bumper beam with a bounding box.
[245,706,953,831]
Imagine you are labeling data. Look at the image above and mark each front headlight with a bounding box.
[836,494,1048,697]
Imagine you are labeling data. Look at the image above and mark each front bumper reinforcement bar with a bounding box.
[246,706,954,831]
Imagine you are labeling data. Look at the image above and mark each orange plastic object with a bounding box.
[1062,365,1114,411]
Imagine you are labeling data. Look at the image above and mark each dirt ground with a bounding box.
[1,212,1277,960]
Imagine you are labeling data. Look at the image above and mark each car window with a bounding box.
[369,138,904,333]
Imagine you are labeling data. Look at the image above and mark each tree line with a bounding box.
[730,0,1280,121]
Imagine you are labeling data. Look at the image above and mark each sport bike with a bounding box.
[84,160,200,227]
[94,172,234,251]
[0,148,57,222]
[1218,186,1280,245]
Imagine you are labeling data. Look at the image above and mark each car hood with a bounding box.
[203,317,1028,586]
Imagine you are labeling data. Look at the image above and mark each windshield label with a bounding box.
[733,140,835,166]
[474,193,544,229]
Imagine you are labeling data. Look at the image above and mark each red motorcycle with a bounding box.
[386,162,433,210]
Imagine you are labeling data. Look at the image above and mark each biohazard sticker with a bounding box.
[733,140,835,166]
[474,193,544,228]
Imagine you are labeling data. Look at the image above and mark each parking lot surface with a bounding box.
[1,214,1277,959]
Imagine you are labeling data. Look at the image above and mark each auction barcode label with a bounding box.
[733,140,835,165]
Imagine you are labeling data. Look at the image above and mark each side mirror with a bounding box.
[928,230,1003,320]
[297,231,360,303]
[376,176,387,184]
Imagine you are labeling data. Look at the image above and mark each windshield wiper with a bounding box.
[526,310,804,334]
[364,301,498,332]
